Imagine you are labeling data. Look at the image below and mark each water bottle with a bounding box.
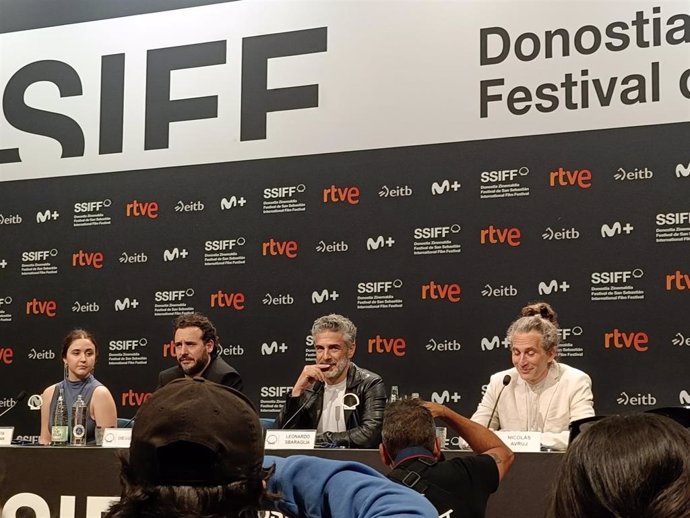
[51,387,68,445]
[71,394,87,446]
[389,385,399,403]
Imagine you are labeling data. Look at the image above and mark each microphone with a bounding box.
[119,416,136,429]
[487,375,511,429]
[0,391,27,419]
[281,381,325,429]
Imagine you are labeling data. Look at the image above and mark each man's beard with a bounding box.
[178,353,209,377]
[323,357,349,381]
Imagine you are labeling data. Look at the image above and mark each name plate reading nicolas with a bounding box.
[495,431,541,452]
[101,428,132,448]
[264,429,316,449]
[0,427,14,445]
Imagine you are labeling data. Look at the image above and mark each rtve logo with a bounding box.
[367,335,406,357]
[559,327,583,342]
[35,209,59,223]
[72,250,104,269]
[322,185,360,204]
[672,332,690,346]
[316,240,348,253]
[601,222,634,238]
[121,390,152,407]
[676,162,690,178]
[125,200,159,219]
[312,289,339,304]
[261,341,288,356]
[666,270,690,291]
[538,279,571,295]
[162,340,176,358]
[378,185,412,197]
[542,227,580,240]
[481,284,517,297]
[74,199,111,213]
[481,335,510,351]
[262,239,298,258]
[22,249,58,262]
[26,298,57,317]
[109,338,147,352]
[114,298,139,311]
[174,200,204,212]
[426,339,462,352]
[591,269,644,284]
[220,195,247,209]
[210,290,245,310]
[656,212,690,226]
[431,179,461,195]
[264,184,305,199]
[163,247,189,262]
[549,168,592,188]
[0,347,14,365]
[431,390,462,404]
[480,225,521,247]
[72,301,99,313]
[0,213,22,224]
[613,167,653,181]
[604,329,649,352]
[617,391,656,406]
[366,235,395,250]
[119,251,148,264]
[480,167,529,183]
[263,293,294,305]
[421,281,461,302]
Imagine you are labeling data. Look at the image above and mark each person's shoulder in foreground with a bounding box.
[264,454,438,518]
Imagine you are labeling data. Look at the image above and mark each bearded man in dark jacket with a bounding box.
[274,314,386,448]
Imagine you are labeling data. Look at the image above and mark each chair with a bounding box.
[568,415,607,445]
[260,417,276,430]
[117,417,135,428]
[645,406,690,428]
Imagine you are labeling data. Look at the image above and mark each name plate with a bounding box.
[0,427,14,445]
[264,429,316,449]
[101,428,132,448]
[495,431,541,452]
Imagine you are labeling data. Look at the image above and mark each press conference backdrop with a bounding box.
[1,0,689,442]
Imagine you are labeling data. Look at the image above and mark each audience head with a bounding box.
[105,378,269,518]
[547,413,690,518]
[379,398,438,466]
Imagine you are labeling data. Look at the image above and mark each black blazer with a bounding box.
[156,356,243,392]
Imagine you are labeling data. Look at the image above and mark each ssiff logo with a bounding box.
[368,336,406,357]
[604,329,649,352]
[601,222,634,238]
[538,279,571,295]
[549,168,592,188]
[666,271,690,291]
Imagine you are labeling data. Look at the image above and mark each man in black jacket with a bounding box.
[274,314,386,448]
[156,312,243,391]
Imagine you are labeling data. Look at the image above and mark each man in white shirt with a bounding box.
[471,314,594,450]
[274,314,387,448]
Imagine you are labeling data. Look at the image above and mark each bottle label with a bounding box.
[73,424,86,439]
[51,425,68,443]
